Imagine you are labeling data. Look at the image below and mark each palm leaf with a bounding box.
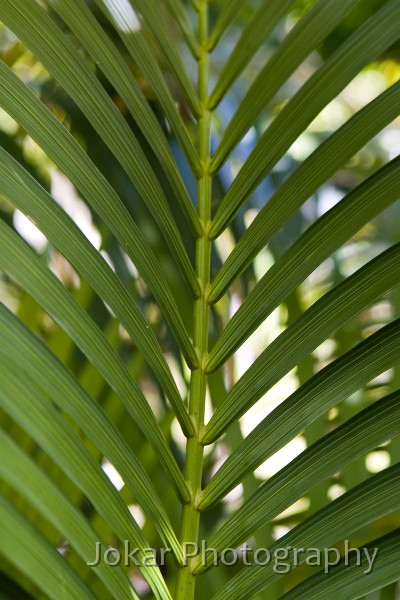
[281,530,400,600]
[0,1,399,598]
[212,465,400,599]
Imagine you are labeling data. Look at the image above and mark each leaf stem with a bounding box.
[175,2,211,598]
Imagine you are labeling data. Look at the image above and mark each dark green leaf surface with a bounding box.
[0,0,199,295]
[0,61,199,369]
[0,496,97,600]
[0,221,189,503]
[210,0,400,232]
[281,530,400,600]
[0,1,398,597]
[0,304,184,561]
[203,244,400,444]
[0,146,194,436]
[0,364,172,600]
[211,465,400,598]
[207,157,400,373]
[198,391,400,552]
[92,0,201,174]
[201,319,400,504]
[213,0,359,167]
[0,430,138,600]
[209,0,293,108]
[46,0,201,236]
[209,82,400,302]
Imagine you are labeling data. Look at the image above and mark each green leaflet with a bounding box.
[207,156,400,371]
[0,496,96,600]
[200,319,400,505]
[162,0,200,57]
[0,303,183,562]
[0,1,399,598]
[196,391,400,557]
[203,243,400,444]
[94,0,201,174]
[212,0,359,169]
[209,0,293,108]
[0,147,193,437]
[0,61,199,369]
[127,0,201,116]
[210,464,400,598]
[281,530,400,599]
[209,82,400,302]
[0,220,189,503]
[210,0,400,233]
[0,0,199,295]
[46,0,200,236]
[0,430,137,600]
[207,0,247,51]
[0,364,172,600]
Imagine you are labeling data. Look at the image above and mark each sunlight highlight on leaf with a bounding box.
[102,0,141,33]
